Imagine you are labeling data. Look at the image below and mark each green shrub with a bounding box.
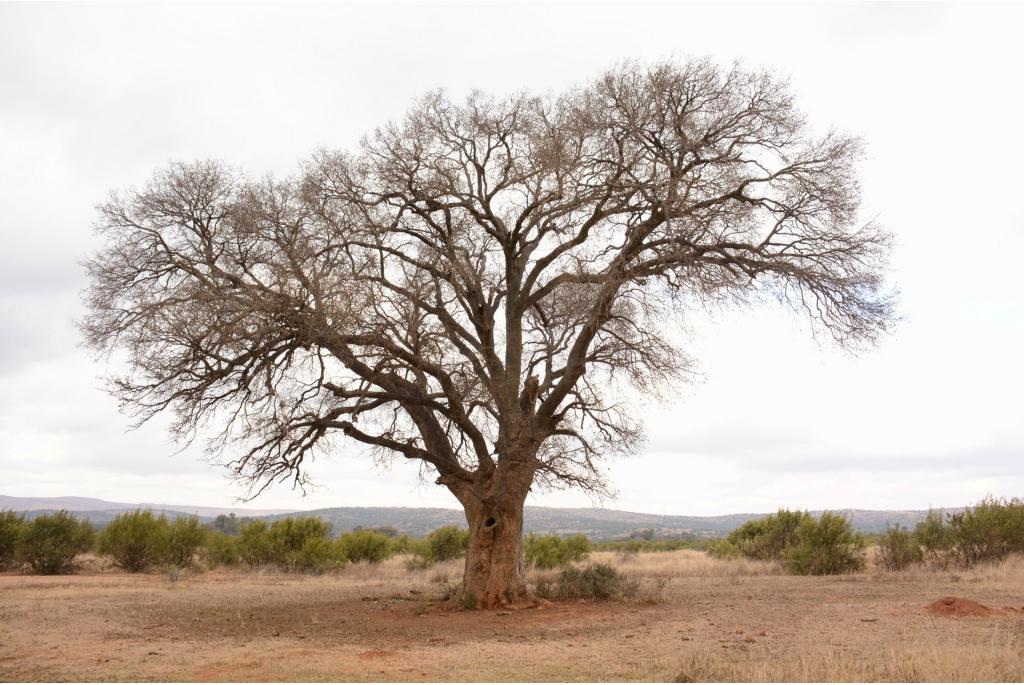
[705,539,741,559]
[725,509,811,562]
[947,497,1024,566]
[164,515,207,567]
[913,509,953,569]
[389,533,414,555]
[268,517,329,569]
[234,517,343,571]
[537,563,638,600]
[563,534,591,561]
[237,520,274,566]
[202,531,240,568]
[524,533,561,568]
[616,539,646,555]
[19,511,95,574]
[595,539,705,553]
[876,524,922,571]
[99,510,169,572]
[784,512,865,575]
[0,510,25,569]
[710,509,864,575]
[909,500,1024,570]
[293,536,346,573]
[337,529,391,564]
[425,525,469,562]
[524,533,591,568]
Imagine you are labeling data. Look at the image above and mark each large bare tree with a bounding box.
[83,60,893,608]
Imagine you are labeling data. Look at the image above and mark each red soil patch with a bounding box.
[926,596,994,617]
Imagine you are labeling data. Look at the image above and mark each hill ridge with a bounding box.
[1,494,963,539]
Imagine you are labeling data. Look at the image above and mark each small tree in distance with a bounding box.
[0,511,26,569]
[99,510,167,572]
[83,59,893,607]
[19,511,95,575]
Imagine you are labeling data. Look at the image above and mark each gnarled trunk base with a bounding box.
[460,491,535,609]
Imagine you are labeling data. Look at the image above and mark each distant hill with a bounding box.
[0,495,962,539]
[273,505,963,539]
[0,495,291,527]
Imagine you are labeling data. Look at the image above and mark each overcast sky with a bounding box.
[1,2,1022,516]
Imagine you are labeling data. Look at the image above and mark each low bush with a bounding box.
[19,511,94,574]
[163,515,207,567]
[904,500,1024,570]
[267,517,339,572]
[202,530,240,568]
[237,520,275,566]
[913,509,953,569]
[0,510,25,568]
[425,525,469,562]
[563,533,591,562]
[594,538,705,553]
[947,497,1024,566]
[524,533,591,569]
[234,517,344,572]
[710,509,864,575]
[525,534,562,568]
[294,536,345,573]
[705,539,741,559]
[877,524,922,571]
[388,533,414,555]
[99,510,168,572]
[720,509,811,562]
[336,529,390,564]
[784,512,865,575]
[537,563,638,600]
[401,526,470,569]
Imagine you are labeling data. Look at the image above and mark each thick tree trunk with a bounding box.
[444,464,536,609]
[461,491,533,609]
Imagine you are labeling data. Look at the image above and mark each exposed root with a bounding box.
[474,585,540,610]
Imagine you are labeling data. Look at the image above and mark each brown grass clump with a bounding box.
[673,638,1024,682]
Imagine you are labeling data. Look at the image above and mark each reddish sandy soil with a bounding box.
[1,553,1023,682]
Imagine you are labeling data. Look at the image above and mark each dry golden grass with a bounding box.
[1,550,1022,682]
[590,549,781,578]
[673,634,1024,682]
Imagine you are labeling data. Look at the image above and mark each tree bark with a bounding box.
[449,468,536,609]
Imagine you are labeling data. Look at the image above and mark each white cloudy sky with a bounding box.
[1,2,1022,516]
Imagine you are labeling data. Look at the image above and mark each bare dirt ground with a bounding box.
[2,550,1023,682]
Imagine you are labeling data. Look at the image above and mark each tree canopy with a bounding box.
[83,60,893,606]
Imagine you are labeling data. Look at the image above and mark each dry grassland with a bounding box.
[1,550,1023,682]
